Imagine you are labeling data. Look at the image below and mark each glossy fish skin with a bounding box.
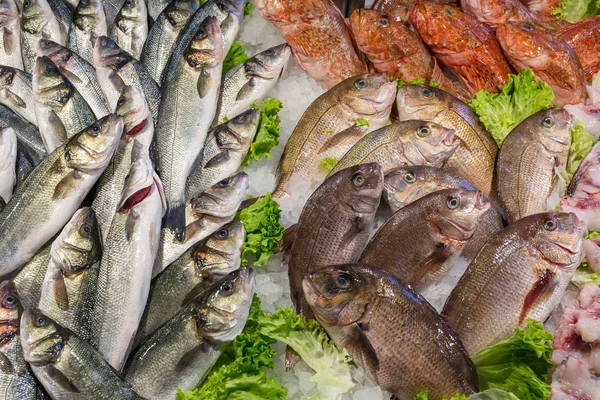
[396,85,499,203]
[125,268,254,400]
[32,56,96,153]
[0,104,45,164]
[185,108,259,199]
[109,0,148,60]
[37,39,111,118]
[361,188,490,290]
[140,0,201,85]
[154,172,249,276]
[91,156,165,371]
[273,73,396,198]
[134,220,244,347]
[20,0,66,74]
[443,212,585,355]
[214,43,291,125]
[156,17,223,241]
[0,0,23,70]
[0,66,36,125]
[0,127,16,202]
[0,114,122,278]
[303,263,478,400]
[37,207,101,342]
[255,0,367,89]
[13,240,52,310]
[67,0,107,65]
[497,21,587,107]
[20,309,144,399]
[411,2,512,94]
[328,120,459,177]
[497,109,572,222]
[558,16,600,82]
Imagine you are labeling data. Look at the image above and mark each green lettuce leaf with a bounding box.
[393,77,439,88]
[319,157,338,174]
[223,41,249,75]
[472,319,553,400]
[355,117,370,127]
[468,389,520,400]
[567,121,595,182]
[467,69,555,146]
[552,0,600,22]
[236,193,284,267]
[414,390,467,400]
[573,264,600,285]
[242,98,283,166]
[244,1,254,15]
[585,231,600,240]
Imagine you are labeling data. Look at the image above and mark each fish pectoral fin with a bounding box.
[318,125,367,154]
[197,69,213,99]
[279,224,297,256]
[203,151,230,169]
[235,78,257,101]
[342,217,368,243]
[53,171,83,200]
[53,272,70,311]
[0,352,14,373]
[60,68,83,85]
[46,365,79,393]
[6,91,25,108]
[2,28,15,55]
[520,268,558,325]
[343,323,379,380]
[176,341,212,371]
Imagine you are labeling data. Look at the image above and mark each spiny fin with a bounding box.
[46,365,79,393]
[3,28,15,55]
[285,345,301,370]
[197,70,212,99]
[520,269,556,324]
[53,171,82,200]
[236,78,256,101]
[343,323,379,380]
[318,125,366,154]
[0,352,14,374]
[53,272,69,311]
[125,210,140,241]
[176,341,211,371]
[278,223,297,255]
[204,151,230,169]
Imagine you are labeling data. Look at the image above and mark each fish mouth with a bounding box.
[302,276,322,306]
[443,129,458,147]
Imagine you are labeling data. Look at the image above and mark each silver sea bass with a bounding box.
[67,0,107,65]
[109,0,148,60]
[0,66,37,125]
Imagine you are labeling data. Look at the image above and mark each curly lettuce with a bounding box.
[553,0,600,22]
[242,98,283,166]
[567,121,595,182]
[319,157,338,174]
[415,390,467,400]
[573,265,600,285]
[223,41,249,75]
[393,77,439,88]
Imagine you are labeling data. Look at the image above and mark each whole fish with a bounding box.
[92,85,154,243]
[134,220,244,347]
[140,0,201,84]
[12,240,52,310]
[0,0,23,69]
[20,309,144,399]
[497,109,572,222]
[442,212,585,355]
[0,281,38,399]
[109,0,147,59]
[0,114,122,277]
[147,0,171,21]
[255,0,366,88]
[396,84,499,203]
[38,207,101,342]
[185,108,259,199]
[93,35,161,122]
[0,127,16,202]
[20,0,66,74]
[303,263,478,399]
[33,56,96,153]
[0,104,45,164]
[67,0,107,65]
[156,16,223,240]
[36,39,111,118]
[91,156,165,370]
[214,43,290,125]
[273,73,396,198]
[411,2,512,94]
[154,171,249,275]
[558,16,600,82]
[125,268,254,400]
[360,189,490,290]
[497,20,587,107]
[327,120,459,177]
[0,66,36,125]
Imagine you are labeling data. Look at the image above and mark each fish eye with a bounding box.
[217,179,229,187]
[447,196,460,209]
[23,0,31,8]
[380,18,388,26]
[352,173,365,187]
[107,40,117,48]
[46,65,58,75]
[355,79,367,89]
[217,229,228,239]
[4,295,15,308]
[541,116,554,128]
[89,124,100,136]
[35,316,49,327]
[234,114,246,123]
[335,274,351,289]
[220,281,234,294]
[523,23,534,31]
[403,172,415,183]
[544,218,557,231]
[125,0,133,7]
[421,87,434,98]
[417,126,431,137]
[117,96,126,106]
[264,47,276,55]
[197,28,207,38]
[80,224,92,238]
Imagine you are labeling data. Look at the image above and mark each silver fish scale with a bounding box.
[0,105,45,163]
[0,333,38,399]
[13,239,52,310]
[0,68,36,125]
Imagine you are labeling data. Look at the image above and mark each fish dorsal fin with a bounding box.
[46,365,79,393]
[0,352,14,374]
[318,125,367,154]
[343,323,379,381]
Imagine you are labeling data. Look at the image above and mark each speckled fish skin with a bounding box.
[125,268,254,400]
[0,0,23,70]
[459,0,567,30]
[140,0,201,84]
[101,0,125,28]
[20,309,144,399]
[185,108,259,199]
[497,21,587,107]
[442,212,585,355]
[134,220,244,347]
[497,109,572,223]
[154,172,249,276]
[37,39,111,118]
[20,0,66,74]
[372,0,415,21]
[38,207,101,342]
[33,56,96,153]
[0,66,36,125]
[109,0,147,60]
[13,239,52,310]
[67,0,107,65]
[92,85,154,244]
[303,263,478,400]
[0,127,16,202]
[255,0,367,89]
[411,2,512,94]
[214,43,291,125]
[396,84,499,204]
[273,73,396,198]
[0,114,122,278]
[0,281,39,400]
[91,156,165,371]
[147,0,171,21]
[360,188,490,290]
[0,104,45,164]
[327,120,459,177]
[558,16,600,82]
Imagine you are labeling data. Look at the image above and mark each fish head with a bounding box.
[0,0,18,27]
[383,166,453,210]
[93,36,131,71]
[190,172,250,218]
[411,2,466,48]
[333,163,383,214]
[217,108,260,149]
[36,39,71,66]
[402,120,459,167]
[33,56,74,111]
[184,16,223,71]
[20,309,64,366]
[193,220,245,277]
[349,9,398,56]
[245,43,291,80]
[73,0,105,33]
[50,207,101,276]
[396,84,450,121]
[340,73,397,118]
[163,0,199,30]
[496,21,547,67]
[115,86,152,144]
[460,0,515,27]
[206,220,246,256]
[192,267,254,342]
[254,0,321,23]
[535,109,573,153]
[21,0,49,33]
[0,65,15,91]
[65,114,123,172]
[116,0,146,28]
[0,281,20,346]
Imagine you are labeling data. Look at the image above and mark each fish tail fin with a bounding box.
[163,201,186,242]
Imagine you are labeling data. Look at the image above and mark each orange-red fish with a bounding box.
[255,0,367,88]
[460,0,568,30]
[521,0,560,17]
[558,16,600,81]
[373,0,457,22]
